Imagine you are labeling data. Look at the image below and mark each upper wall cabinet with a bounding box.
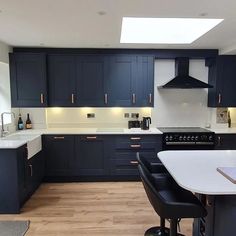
[48,55,76,107]
[136,56,154,106]
[9,52,155,107]
[77,55,105,106]
[9,53,47,107]
[105,55,136,107]
[207,55,236,107]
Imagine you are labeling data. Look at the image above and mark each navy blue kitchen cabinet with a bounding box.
[74,136,108,176]
[136,56,154,106]
[76,56,106,106]
[28,151,45,196]
[207,56,236,107]
[0,145,29,213]
[105,55,137,106]
[44,135,75,176]
[109,135,162,177]
[48,55,76,107]
[9,53,47,107]
[215,134,236,150]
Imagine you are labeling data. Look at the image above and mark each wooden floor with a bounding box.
[0,182,192,235]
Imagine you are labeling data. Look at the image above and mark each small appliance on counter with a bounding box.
[128,120,141,129]
[141,117,151,130]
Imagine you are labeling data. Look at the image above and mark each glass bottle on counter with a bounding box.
[18,114,24,130]
[25,113,32,129]
[228,110,231,128]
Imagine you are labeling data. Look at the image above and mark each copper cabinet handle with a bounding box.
[104,94,108,104]
[130,137,141,140]
[130,144,141,148]
[149,93,152,104]
[40,93,44,104]
[29,164,33,177]
[132,93,136,104]
[206,196,212,206]
[53,136,65,140]
[71,93,74,104]
[130,161,139,164]
[218,93,221,104]
[86,136,97,140]
[218,136,221,146]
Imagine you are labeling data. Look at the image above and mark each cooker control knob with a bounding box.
[195,136,199,141]
[209,135,213,141]
[165,135,169,141]
[183,136,186,141]
[191,136,195,141]
[187,136,191,141]
[169,135,173,141]
[179,136,183,141]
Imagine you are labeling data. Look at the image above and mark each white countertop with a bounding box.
[210,127,236,134]
[0,127,162,149]
[158,150,236,195]
[14,127,162,135]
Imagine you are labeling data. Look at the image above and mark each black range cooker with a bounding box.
[158,127,215,150]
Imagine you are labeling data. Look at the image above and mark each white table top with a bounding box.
[158,150,236,195]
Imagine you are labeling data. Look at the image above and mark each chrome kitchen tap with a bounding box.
[1,112,15,137]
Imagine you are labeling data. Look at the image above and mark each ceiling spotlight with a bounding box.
[97,11,106,16]
[199,12,208,17]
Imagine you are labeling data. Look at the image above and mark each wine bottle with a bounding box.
[25,113,32,129]
[228,110,231,128]
[18,114,24,130]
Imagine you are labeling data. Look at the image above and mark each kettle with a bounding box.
[141,117,151,130]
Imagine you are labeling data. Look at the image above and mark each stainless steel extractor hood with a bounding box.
[158,57,213,89]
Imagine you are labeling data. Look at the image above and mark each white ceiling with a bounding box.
[0,0,236,53]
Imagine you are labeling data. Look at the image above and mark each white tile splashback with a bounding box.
[152,59,211,127]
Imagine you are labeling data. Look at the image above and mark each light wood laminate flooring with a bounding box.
[0,182,192,235]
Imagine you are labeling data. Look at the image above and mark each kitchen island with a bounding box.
[158,150,236,236]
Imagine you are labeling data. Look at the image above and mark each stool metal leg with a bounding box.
[144,217,169,236]
[169,219,185,236]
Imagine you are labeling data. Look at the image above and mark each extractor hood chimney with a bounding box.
[158,57,213,89]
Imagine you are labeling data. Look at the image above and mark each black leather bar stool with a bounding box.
[137,152,170,236]
[138,164,207,236]
[136,152,168,175]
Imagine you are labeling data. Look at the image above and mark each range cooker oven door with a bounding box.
[163,142,215,150]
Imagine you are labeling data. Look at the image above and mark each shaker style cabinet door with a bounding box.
[104,55,137,107]
[207,56,236,107]
[48,55,76,107]
[44,135,75,176]
[9,53,47,107]
[136,56,154,107]
[76,55,105,106]
[74,136,108,176]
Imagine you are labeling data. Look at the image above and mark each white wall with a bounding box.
[0,41,18,132]
[152,59,212,127]
[0,41,11,64]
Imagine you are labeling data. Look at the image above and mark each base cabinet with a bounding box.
[109,135,162,177]
[0,145,43,213]
[74,136,108,176]
[44,135,75,176]
[43,134,162,180]
[215,134,236,150]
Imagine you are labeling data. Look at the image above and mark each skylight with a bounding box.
[120,17,223,44]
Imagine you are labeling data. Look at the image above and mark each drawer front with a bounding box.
[110,159,139,176]
[116,141,157,150]
[116,135,160,143]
